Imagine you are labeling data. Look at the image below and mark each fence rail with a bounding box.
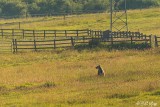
[0,29,93,39]
[0,40,12,53]
[155,36,160,47]
[0,29,151,40]
[0,29,156,53]
[12,35,152,53]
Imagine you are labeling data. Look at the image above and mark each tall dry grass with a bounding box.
[0,49,160,106]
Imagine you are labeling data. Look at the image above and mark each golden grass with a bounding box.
[0,8,160,106]
[0,49,160,106]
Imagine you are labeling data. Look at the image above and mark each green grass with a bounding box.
[0,8,160,107]
[0,8,159,35]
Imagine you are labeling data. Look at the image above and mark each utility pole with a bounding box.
[110,0,128,32]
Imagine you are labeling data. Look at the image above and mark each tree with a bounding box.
[0,1,27,17]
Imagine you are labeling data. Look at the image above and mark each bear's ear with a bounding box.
[96,65,99,68]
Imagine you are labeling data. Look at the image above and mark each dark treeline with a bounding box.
[0,0,159,18]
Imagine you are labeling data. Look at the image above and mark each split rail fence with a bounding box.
[0,28,158,53]
[155,36,160,47]
[12,34,152,53]
[0,29,94,39]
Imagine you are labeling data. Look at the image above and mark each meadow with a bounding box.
[0,8,160,35]
[0,8,160,107]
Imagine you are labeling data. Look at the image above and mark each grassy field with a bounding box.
[0,8,160,107]
[0,49,160,107]
[0,8,160,35]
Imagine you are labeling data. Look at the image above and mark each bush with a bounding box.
[88,39,101,48]
[40,81,56,88]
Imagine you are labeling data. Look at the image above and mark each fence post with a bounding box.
[15,39,18,53]
[34,39,37,51]
[44,30,46,39]
[33,30,35,39]
[149,35,152,48]
[155,36,158,47]
[87,30,90,36]
[91,30,94,36]
[89,30,92,36]
[53,39,56,49]
[100,30,102,38]
[71,37,74,47]
[111,33,113,46]
[140,33,143,39]
[76,30,79,37]
[145,35,147,40]
[12,39,15,53]
[65,30,67,37]
[22,29,25,39]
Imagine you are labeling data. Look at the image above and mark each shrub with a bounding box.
[40,81,56,88]
[88,39,101,48]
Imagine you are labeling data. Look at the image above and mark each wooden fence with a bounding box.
[12,35,152,53]
[0,29,150,40]
[0,40,12,53]
[0,29,93,39]
[0,29,156,53]
[155,36,160,47]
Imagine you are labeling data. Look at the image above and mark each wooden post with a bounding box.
[154,36,158,47]
[71,37,74,47]
[34,39,37,51]
[15,39,18,52]
[87,30,90,36]
[65,30,67,37]
[90,30,93,36]
[33,30,35,39]
[12,39,15,53]
[155,36,159,47]
[89,30,91,36]
[44,30,46,39]
[100,30,103,38]
[149,35,152,48]
[53,39,56,49]
[76,30,78,37]
[22,29,24,39]
[140,33,143,39]
[138,32,141,39]
[144,35,147,40]
[128,31,131,38]
[111,34,113,46]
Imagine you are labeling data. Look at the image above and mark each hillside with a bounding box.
[0,0,159,18]
[0,8,160,107]
[0,8,160,35]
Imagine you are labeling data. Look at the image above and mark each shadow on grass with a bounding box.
[151,90,160,96]
[107,93,139,99]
